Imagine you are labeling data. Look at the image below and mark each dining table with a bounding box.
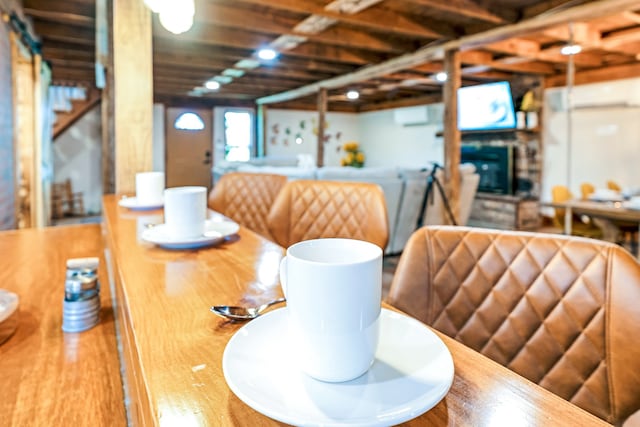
[101,193,610,426]
[544,199,640,257]
[0,224,126,426]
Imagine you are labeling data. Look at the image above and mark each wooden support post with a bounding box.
[443,48,461,222]
[317,88,327,167]
[113,0,153,194]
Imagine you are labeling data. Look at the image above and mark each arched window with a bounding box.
[174,112,205,131]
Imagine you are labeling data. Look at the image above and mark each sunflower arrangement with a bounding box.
[340,141,365,168]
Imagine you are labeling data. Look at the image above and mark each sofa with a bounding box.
[212,159,479,254]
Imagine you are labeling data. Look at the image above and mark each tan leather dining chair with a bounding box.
[208,172,287,239]
[387,225,640,425]
[266,180,389,250]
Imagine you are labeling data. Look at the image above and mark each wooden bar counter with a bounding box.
[102,194,609,426]
[0,224,126,426]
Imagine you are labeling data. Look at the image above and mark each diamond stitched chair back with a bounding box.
[208,172,287,239]
[266,180,389,250]
[386,225,640,425]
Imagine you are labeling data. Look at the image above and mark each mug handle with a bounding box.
[279,256,288,297]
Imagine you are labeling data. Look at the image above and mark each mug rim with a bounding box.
[287,238,381,265]
[164,186,207,195]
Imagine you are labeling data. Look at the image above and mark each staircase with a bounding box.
[51,85,101,140]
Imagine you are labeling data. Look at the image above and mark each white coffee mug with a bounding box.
[136,172,165,205]
[163,186,207,238]
[280,238,382,383]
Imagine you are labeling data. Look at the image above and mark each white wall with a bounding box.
[358,104,444,168]
[264,105,445,169]
[265,109,359,166]
[53,105,102,215]
[542,77,640,202]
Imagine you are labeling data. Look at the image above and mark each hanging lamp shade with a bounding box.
[158,0,195,34]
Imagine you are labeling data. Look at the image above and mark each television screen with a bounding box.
[457,81,517,131]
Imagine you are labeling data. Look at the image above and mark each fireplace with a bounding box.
[461,145,515,195]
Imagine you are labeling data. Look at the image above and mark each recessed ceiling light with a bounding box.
[234,59,260,69]
[346,90,359,100]
[295,137,303,145]
[205,80,220,90]
[222,68,245,78]
[257,48,278,60]
[435,72,448,82]
[213,75,233,84]
[561,44,582,55]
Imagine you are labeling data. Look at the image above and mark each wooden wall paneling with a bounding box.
[317,88,327,167]
[443,48,461,222]
[113,0,152,194]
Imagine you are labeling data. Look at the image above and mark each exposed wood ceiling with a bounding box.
[20,0,640,112]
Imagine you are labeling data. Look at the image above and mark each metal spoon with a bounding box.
[210,297,286,320]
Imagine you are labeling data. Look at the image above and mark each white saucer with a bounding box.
[141,220,239,249]
[118,196,163,211]
[223,308,454,427]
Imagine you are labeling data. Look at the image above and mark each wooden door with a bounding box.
[165,108,213,190]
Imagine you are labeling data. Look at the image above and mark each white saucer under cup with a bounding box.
[163,186,207,239]
[136,171,165,206]
[280,238,382,383]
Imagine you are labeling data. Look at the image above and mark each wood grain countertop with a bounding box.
[0,224,126,426]
[103,194,610,426]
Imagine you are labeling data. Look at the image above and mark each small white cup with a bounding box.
[280,238,382,383]
[136,172,165,206]
[163,186,207,238]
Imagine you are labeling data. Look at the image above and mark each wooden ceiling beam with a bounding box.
[195,2,415,54]
[153,24,379,66]
[24,9,95,27]
[259,0,640,104]
[32,20,95,46]
[545,61,640,87]
[153,41,356,74]
[232,0,444,39]
[402,0,506,24]
[541,22,601,46]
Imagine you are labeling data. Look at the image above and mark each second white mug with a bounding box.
[136,171,165,206]
[163,186,207,238]
[280,238,382,383]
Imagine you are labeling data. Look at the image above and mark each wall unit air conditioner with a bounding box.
[547,81,640,112]
[393,106,428,126]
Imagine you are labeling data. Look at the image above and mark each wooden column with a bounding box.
[443,48,461,222]
[113,0,153,194]
[317,88,327,167]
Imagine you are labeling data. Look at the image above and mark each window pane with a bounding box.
[224,111,251,161]
[174,112,205,130]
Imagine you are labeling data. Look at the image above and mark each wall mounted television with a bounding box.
[457,81,517,131]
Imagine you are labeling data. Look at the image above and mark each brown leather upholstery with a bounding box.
[387,225,640,425]
[266,180,389,250]
[208,172,287,239]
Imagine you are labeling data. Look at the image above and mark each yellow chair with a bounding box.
[607,180,622,192]
[551,185,602,239]
[580,182,595,200]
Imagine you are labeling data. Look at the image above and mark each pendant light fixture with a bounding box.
[144,0,195,35]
